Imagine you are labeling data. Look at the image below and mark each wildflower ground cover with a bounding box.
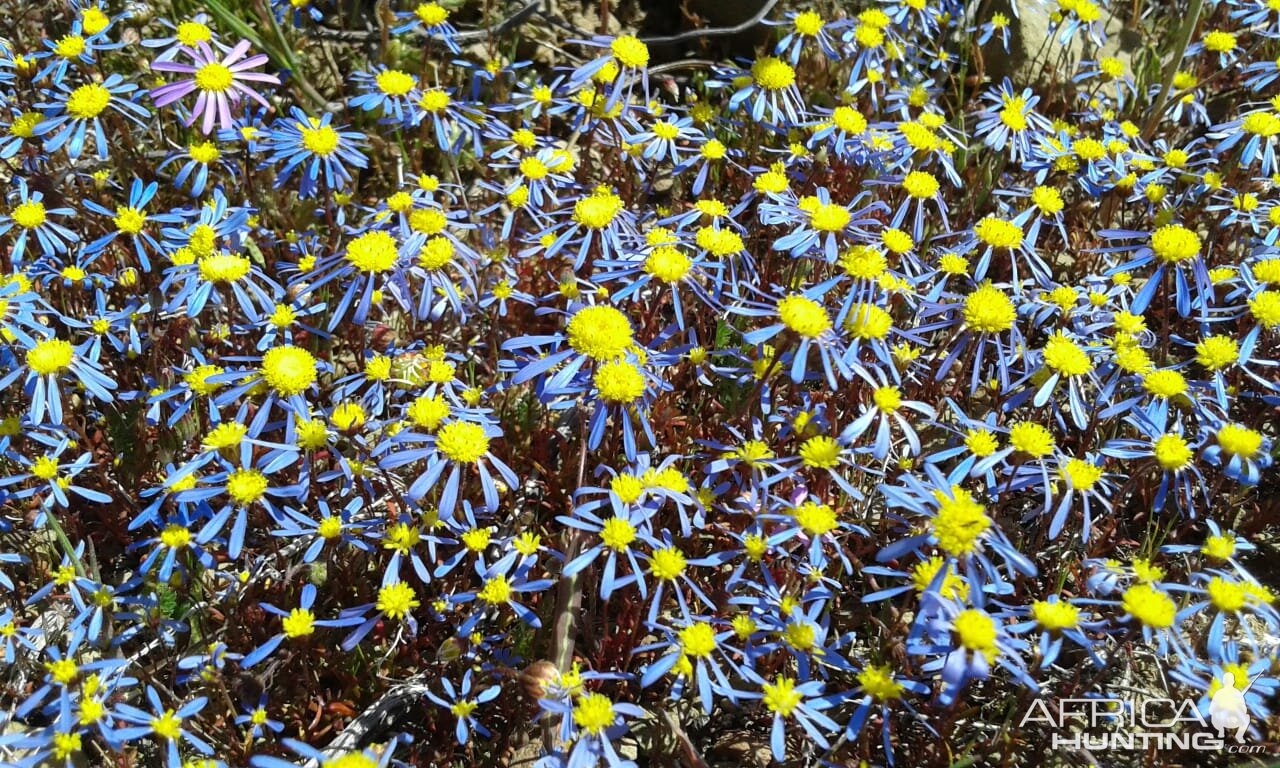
[0,0,1277,765]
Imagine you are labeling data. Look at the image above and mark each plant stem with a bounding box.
[1142,0,1204,140]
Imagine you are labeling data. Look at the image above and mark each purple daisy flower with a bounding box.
[150,40,279,134]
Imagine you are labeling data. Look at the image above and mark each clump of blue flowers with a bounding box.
[0,1,1276,767]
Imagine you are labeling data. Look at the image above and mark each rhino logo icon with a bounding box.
[1208,672,1250,743]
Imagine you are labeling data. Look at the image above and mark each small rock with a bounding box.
[707,728,773,768]
[977,0,1139,86]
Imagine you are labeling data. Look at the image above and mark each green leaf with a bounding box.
[156,584,179,619]
[714,320,733,350]
[204,0,301,80]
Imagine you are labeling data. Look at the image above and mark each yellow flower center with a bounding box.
[32,455,59,480]
[376,69,415,96]
[809,202,851,232]
[176,21,213,46]
[594,360,646,403]
[78,698,105,725]
[412,237,453,270]
[940,253,969,274]
[1243,111,1280,137]
[407,394,450,431]
[845,303,893,339]
[418,89,451,113]
[1217,423,1262,458]
[9,112,42,139]
[11,201,47,229]
[461,528,491,552]
[761,675,803,716]
[963,283,1016,333]
[282,608,316,638]
[226,468,268,506]
[450,700,477,718]
[184,364,224,395]
[567,305,633,360]
[55,35,86,59]
[1150,224,1201,263]
[194,62,234,93]
[573,190,624,229]
[52,732,81,759]
[261,346,317,396]
[1122,583,1175,628]
[854,23,884,47]
[382,523,420,555]
[974,216,1023,249]
[965,429,999,457]
[66,84,112,120]
[300,125,340,156]
[114,206,146,234]
[610,35,649,68]
[1043,332,1092,376]
[1153,433,1193,470]
[953,609,998,660]
[644,246,691,282]
[517,157,550,183]
[574,693,616,734]
[415,2,449,25]
[695,226,744,256]
[842,248,889,281]
[1073,137,1105,160]
[478,574,512,605]
[650,547,687,580]
[160,524,192,549]
[317,516,343,539]
[911,557,967,599]
[346,230,400,272]
[872,385,901,413]
[436,420,490,463]
[267,304,297,329]
[799,435,841,468]
[376,582,420,620]
[1192,335,1233,371]
[81,8,110,35]
[902,170,939,198]
[999,96,1029,132]
[1009,422,1055,457]
[881,228,914,253]
[752,57,796,90]
[198,253,251,283]
[793,501,838,535]
[777,294,831,338]
[151,710,183,741]
[1061,458,1103,491]
[932,486,990,556]
[679,622,718,658]
[1031,600,1080,631]
[600,517,637,550]
[858,664,903,700]
[27,339,74,375]
[1031,185,1064,215]
[1250,290,1280,327]
[1142,369,1187,398]
[701,139,726,159]
[1203,30,1236,53]
[1253,258,1280,284]
[331,402,366,432]
[202,422,247,451]
[794,11,824,35]
[1207,577,1248,613]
